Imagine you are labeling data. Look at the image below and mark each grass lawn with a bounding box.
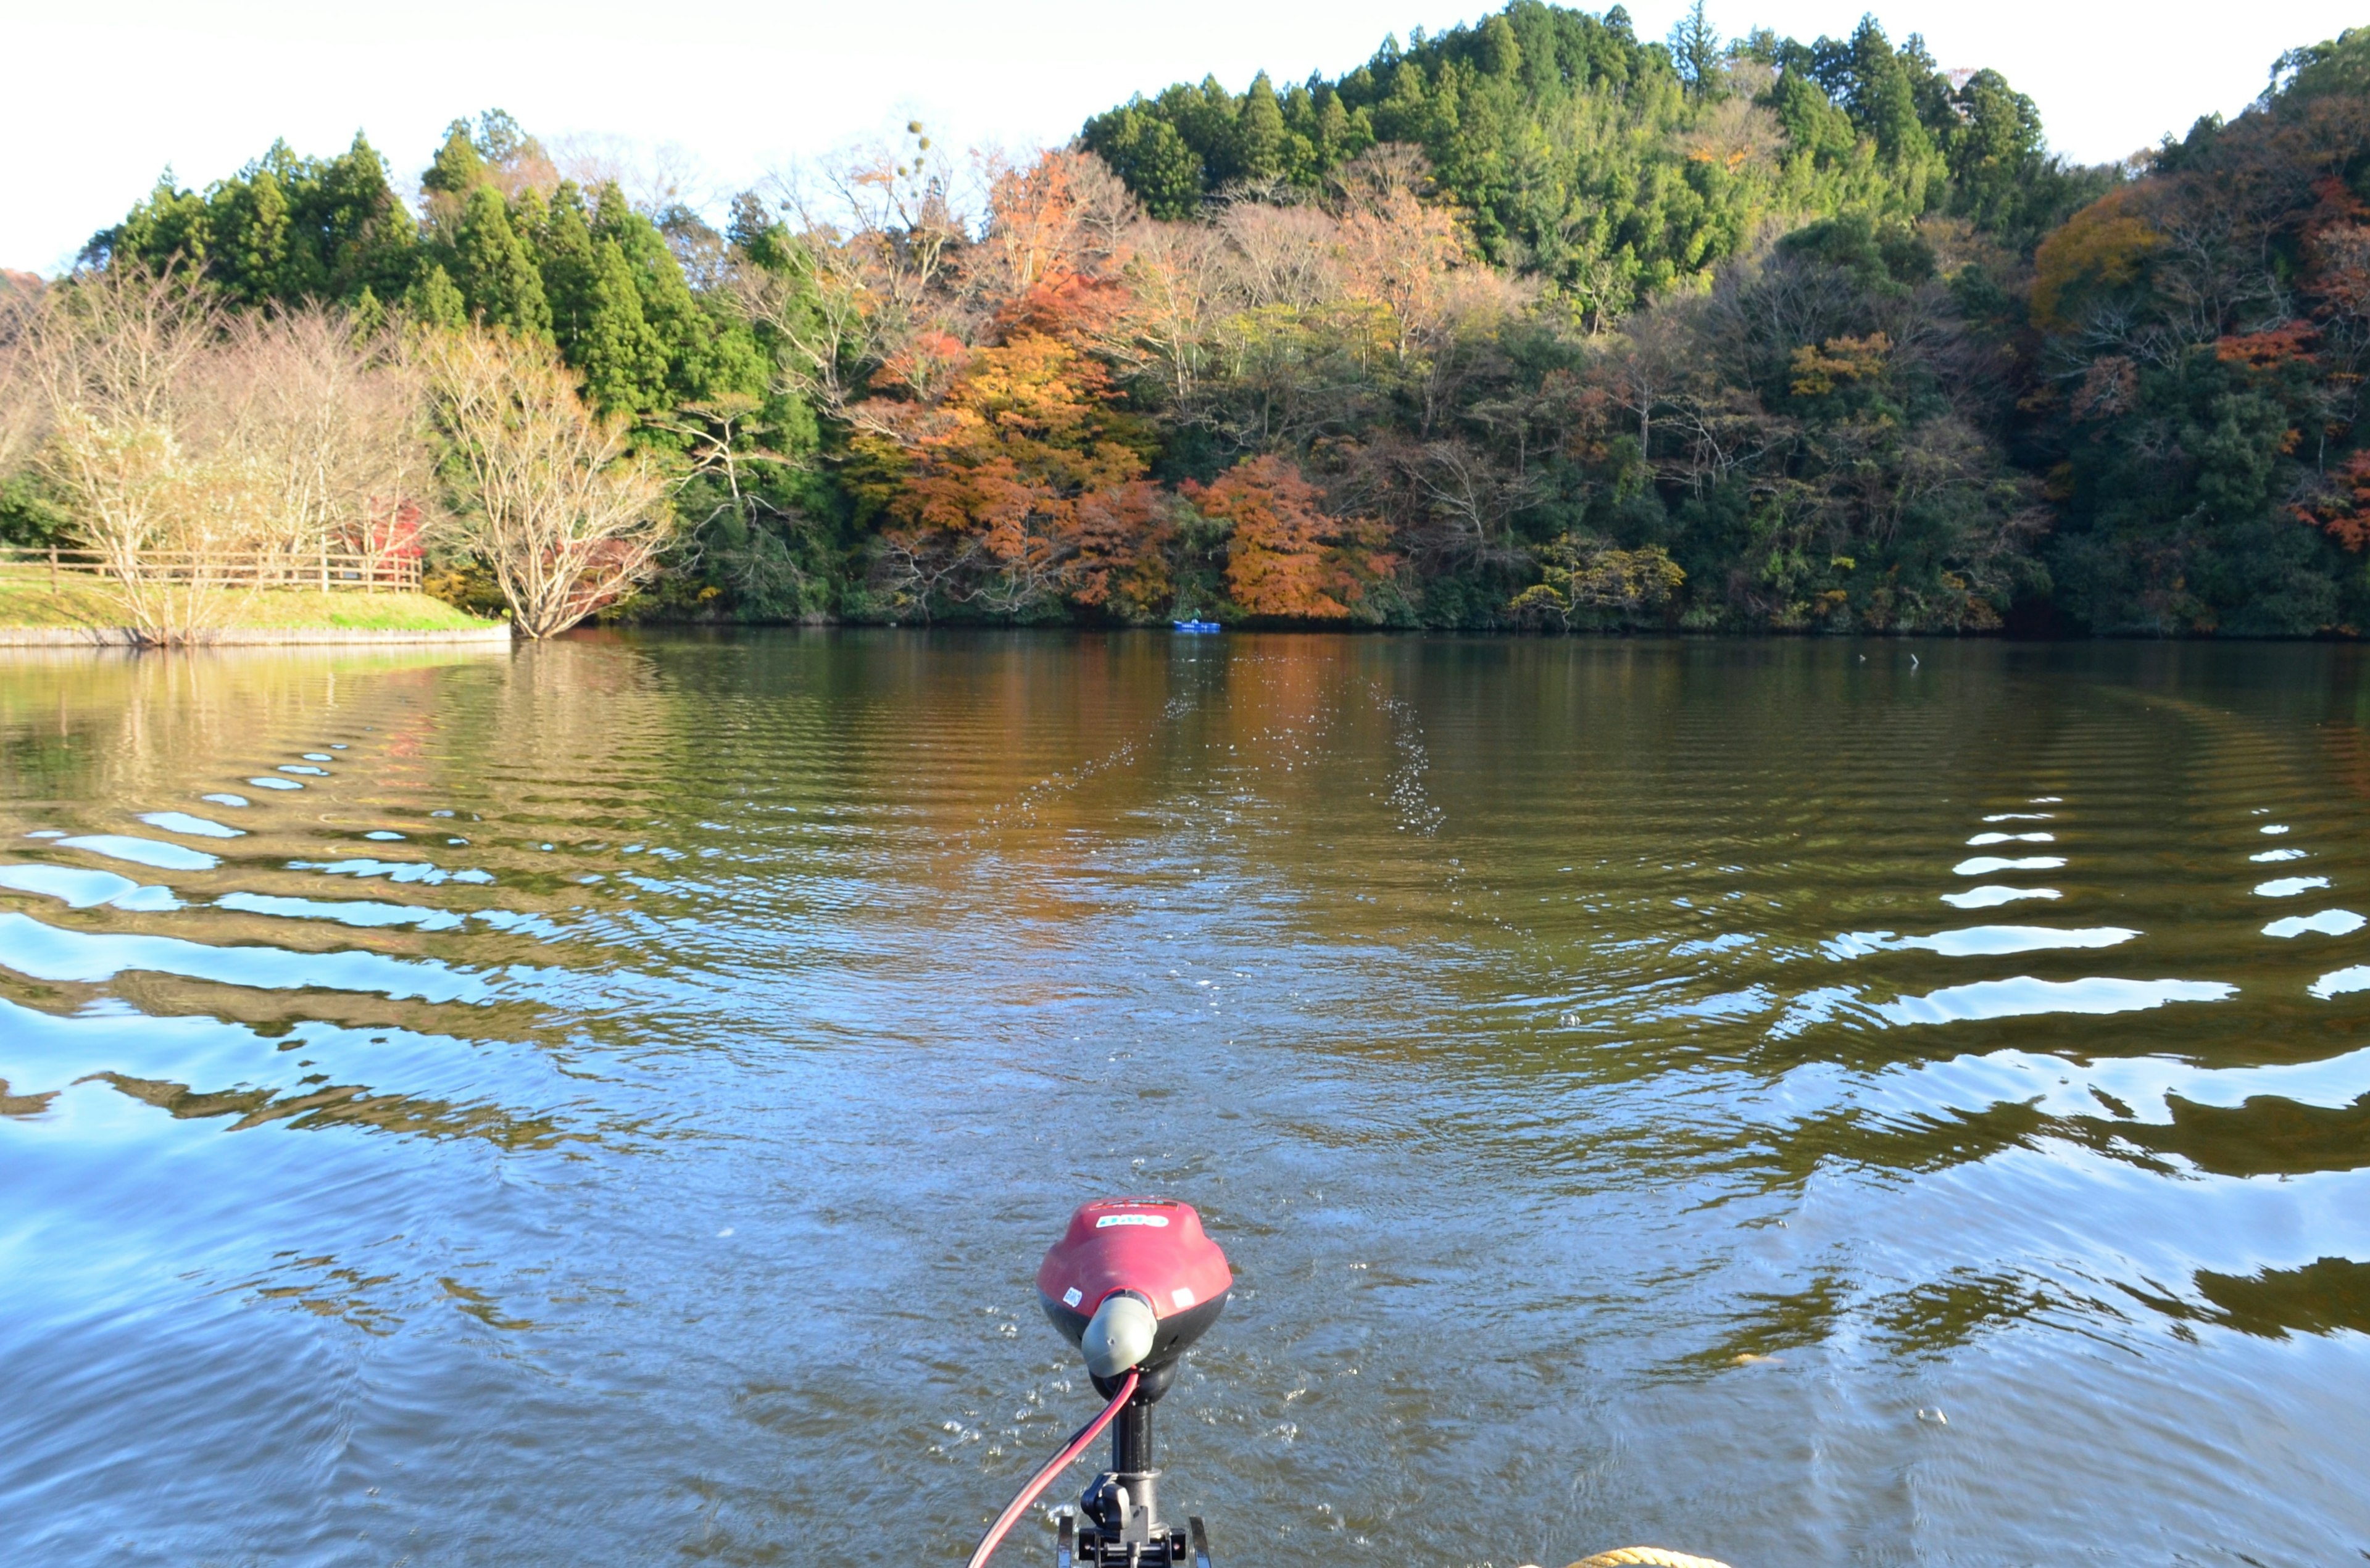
[0,566,500,633]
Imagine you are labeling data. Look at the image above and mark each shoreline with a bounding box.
[0,624,513,647]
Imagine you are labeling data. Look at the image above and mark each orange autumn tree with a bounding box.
[969,147,1136,307]
[861,331,1160,618]
[851,146,1177,621]
[1071,479,1178,618]
[2030,183,2163,331]
[1184,454,1394,619]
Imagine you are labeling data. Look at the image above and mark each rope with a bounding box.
[963,1369,1140,1568]
[1562,1551,1735,1568]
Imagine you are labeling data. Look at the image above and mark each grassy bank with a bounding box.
[0,566,499,633]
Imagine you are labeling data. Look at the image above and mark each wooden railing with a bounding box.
[0,545,422,592]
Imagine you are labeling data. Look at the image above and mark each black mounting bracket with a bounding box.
[1054,1386,1210,1567]
[1057,1509,1210,1568]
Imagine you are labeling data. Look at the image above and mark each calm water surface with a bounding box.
[2,633,2367,1567]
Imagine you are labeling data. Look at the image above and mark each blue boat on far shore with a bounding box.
[1173,618,1221,634]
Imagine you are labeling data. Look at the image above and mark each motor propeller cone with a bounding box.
[1082,1292,1158,1380]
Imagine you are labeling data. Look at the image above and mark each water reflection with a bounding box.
[2,635,2369,1566]
[2137,1256,2370,1340]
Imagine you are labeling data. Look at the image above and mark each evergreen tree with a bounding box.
[215,161,302,301]
[594,183,732,402]
[1849,20,1940,182]
[1944,70,2073,241]
[314,135,420,302]
[1081,107,1204,218]
[403,263,467,330]
[1237,72,1287,181]
[535,181,602,341]
[351,283,387,337]
[575,238,670,413]
[422,121,484,198]
[454,185,551,337]
[89,173,210,273]
[1667,2,1718,99]
[1478,13,1522,78]
[91,136,419,307]
[1075,2,2053,301]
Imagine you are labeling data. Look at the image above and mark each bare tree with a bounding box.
[198,308,441,584]
[730,225,877,421]
[744,127,976,424]
[420,327,675,638]
[1,268,448,640]
[39,412,278,640]
[1115,220,1221,408]
[0,288,45,479]
[1215,202,1343,313]
[1336,433,1538,572]
[1600,302,1700,458]
[19,263,217,438]
[11,265,265,641]
[548,132,723,218]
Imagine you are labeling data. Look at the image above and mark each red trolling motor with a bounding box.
[965,1198,1233,1568]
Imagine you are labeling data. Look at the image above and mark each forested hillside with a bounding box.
[10,6,2370,636]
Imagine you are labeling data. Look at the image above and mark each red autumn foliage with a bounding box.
[875,329,971,402]
[1071,481,1176,618]
[2301,175,2370,243]
[1183,455,1394,620]
[2214,322,2319,370]
[993,272,1133,345]
[2307,222,2370,323]
[857,328,1158,616]
[2295,450,2370,550]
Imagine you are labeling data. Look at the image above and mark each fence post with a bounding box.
[48,545,58,592]
[319,539,329,592]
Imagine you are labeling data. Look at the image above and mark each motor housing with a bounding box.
[1037,1198,1231,1401]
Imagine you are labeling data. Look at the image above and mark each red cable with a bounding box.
[965,1369,1140,1568]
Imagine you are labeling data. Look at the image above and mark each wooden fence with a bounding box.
[0,545,422,593]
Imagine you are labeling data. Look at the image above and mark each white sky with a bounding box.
[4,0,2356,275]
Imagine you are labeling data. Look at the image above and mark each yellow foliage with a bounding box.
[2031,185,2161,330]
[1510,536,1685,625]
[1789,333,1892,396]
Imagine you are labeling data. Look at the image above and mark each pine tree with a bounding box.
[1178,77,1243,185]
[576,238,670,413]
[317,134,418,302]
[1478,13,1523,78]
[593,184,713,400]
[454,185,551,337]
[1237,72,1287,181]
[1315,94,1352,164]
[536,182,601,343]
[93,173,211,272]
[217,163,300,304]
[351,284,386,338]
[422,121,484,197]
[1080,107,1204,218]
[403,263,467,330]
[1667,2,1718,99]
[1848,20,1938,172]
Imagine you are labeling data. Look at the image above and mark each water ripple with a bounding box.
[2,635,2368,1567]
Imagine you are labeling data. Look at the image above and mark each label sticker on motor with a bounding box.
[1062,1287,1083,1308]
[1095,1214,1170,1229]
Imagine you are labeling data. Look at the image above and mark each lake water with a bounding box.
[2,633,2367,1567]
